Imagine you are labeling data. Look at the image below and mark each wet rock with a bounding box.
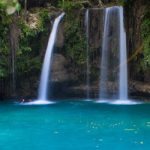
[56,22,64,48]
[129,80,150,96]
[51,54,69,82]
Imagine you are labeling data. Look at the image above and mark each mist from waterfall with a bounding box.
[85,9,90,100]
[36,12,65,103]
[99,6,128,101]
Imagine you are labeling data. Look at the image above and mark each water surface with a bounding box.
[0,100,150,150]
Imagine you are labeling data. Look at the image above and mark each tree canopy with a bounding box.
[0,0,20,14]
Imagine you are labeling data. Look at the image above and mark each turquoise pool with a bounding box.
[0,100,150,150]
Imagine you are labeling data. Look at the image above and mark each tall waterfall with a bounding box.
[38,13,65,102]
[99,8,110,99]
[119,7,128,100]
[99,6,128,101]
[85,9,90,100]
[21,13,65,105]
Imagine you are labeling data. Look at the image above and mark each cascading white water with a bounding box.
[85,9,90,100]
[99,8,110,99]
[119,7,128,100]
[99,6,128,102]
[38,12,65,102]
[24,13,65,105]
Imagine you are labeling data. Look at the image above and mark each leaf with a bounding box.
[15,3,21,11]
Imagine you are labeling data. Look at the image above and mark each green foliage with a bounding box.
[58,0,83,11]
[141,18,150,38]
[64,13,86,66]
[0,55,9,77]
[16,9,50,75]
[0,0,21,78]
[0,7,50,78]
[39,9,50,23]
[141,36,150,70]
[17,56,42,74]
[0,0,21,15]
[0,12,11,77]
[117,0,126,6]
[18,9,49,38]
[141,10,150,70]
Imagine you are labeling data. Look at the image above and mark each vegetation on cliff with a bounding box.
[0,1,51,78]
[0,0,19,77]
[0,0,149,98]
[141,9,150,70]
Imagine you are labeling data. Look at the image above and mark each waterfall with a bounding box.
[99,6,128,102]
[23,13,65,105]
[23,12,65,105]
[99,8,110,99]
[38,12,65,102]
[119,7,128,100]
[85,9,90,100]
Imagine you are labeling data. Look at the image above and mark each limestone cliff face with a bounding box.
[3,0,150,99]
[51,54,69,82]
[51,1,150,99]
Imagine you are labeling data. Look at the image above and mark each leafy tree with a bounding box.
[0,0,20,15]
